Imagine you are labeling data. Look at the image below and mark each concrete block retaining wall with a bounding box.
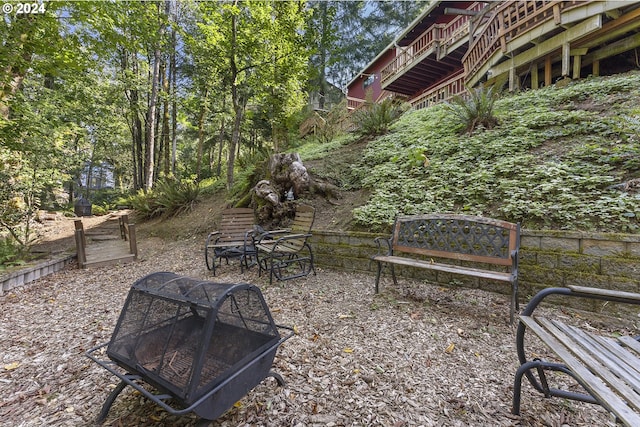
[3,229,638,314]
[0,254,76,296]
[310,229,640,312]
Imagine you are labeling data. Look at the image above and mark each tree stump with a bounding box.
[253,153,310,227]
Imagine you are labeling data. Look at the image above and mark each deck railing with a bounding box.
[347,90,401,111]
[463,1,586,78]
[380,2,484,86]
[441,2,486,49]
[381,26,442,85]
[410,70,466,110]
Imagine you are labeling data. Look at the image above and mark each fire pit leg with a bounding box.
[96,380,128,424]
[268,371,285,386]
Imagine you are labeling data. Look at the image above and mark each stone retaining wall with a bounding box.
[309,229,640,311]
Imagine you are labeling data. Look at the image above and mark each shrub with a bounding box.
[354,97,410,137]
[129,177,201,220]
[0,237,26,269]
[446,85,499,134]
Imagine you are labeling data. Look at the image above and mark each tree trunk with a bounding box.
[121,48,144,190]
[144,3,163,191]
[161,60,170,177]
[170,20,177,176]
[196,87,209,179]
[228,99,243,189]
[227,13,239,189]
[216,115,224,177]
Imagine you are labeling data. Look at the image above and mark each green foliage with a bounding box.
[86,189,131,211]
[90,204,109,216]
[229,150,271,206]
[294,133,358,160]
[130,177,201,220]
[353,97,410,137]
[199,176,225,196]
[353,72,640,232]
[0,237,26,269]
[446,85,499,134]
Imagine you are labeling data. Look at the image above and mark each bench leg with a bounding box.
[390,264,398,287]
[513,359,598,416]
[375,262,383,293]
[513,359,556,416]
[509,279,520,325]
[375,263,399,294]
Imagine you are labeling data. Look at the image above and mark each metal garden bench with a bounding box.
[513,285,640,426]
[372,214,520,323]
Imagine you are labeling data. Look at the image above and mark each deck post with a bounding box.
[75,229,86,268]
[562,43,570,77]
[128,224,138,259]
[545,56,552,87]
[509,65,518,92]
[531,62,539,89]
[74,220,86,248]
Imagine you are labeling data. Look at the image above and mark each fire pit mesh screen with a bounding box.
[106,272,280,404]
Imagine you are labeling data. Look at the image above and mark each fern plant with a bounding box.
[354,96,409,137]
[129,177,201,219]
[446,85,499,134]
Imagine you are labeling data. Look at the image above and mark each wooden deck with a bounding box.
[75,213,138,269]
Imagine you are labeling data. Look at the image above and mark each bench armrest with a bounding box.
[258,233,312,254]
[567,285,640,303]
[522,286,640,317]
[272,233,311,243]
[254,228,292,244]
[373,236,393,256]
[206,230,221,239]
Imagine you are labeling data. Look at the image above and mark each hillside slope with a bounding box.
[155,71,640,239]
[345,71,640,232]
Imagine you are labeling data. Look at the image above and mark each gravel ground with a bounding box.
[0,233,619,427]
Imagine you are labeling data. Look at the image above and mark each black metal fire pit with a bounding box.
[86,272,293,425]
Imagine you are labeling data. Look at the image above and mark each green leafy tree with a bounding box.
[195,0,310,188]
[325,1,427,89]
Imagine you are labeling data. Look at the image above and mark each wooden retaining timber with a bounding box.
[75,214,138,269]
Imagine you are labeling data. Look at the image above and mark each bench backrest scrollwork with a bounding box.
[392,214,520,266]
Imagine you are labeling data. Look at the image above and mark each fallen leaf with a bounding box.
[343,347,354,353]
[445,343,455,353]
[3,362,20,371]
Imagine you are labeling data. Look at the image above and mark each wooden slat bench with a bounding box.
[372,214,520,323]
[513,286,640,426]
